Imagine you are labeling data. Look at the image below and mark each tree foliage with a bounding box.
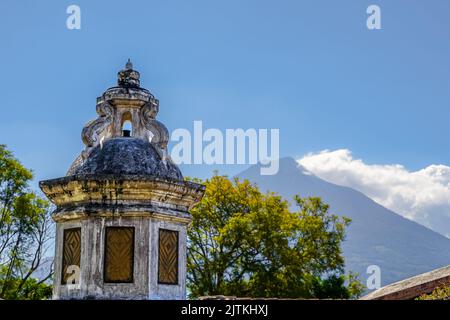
[187,175,364,299]
[416,285,450,300]
[0,145,53,300]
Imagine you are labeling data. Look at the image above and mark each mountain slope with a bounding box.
[237,157,450,288]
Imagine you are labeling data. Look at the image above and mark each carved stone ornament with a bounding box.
[67,60,172,175]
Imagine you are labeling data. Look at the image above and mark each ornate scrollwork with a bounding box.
[67,101,114,175]
[82,101,114,148]
[141,101,169,160]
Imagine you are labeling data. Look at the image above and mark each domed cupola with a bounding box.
[39,61,205,300]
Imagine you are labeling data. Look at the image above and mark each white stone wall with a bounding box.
[54,215,188,300]
[148,218,187,300]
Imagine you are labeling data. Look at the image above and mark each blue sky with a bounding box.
[1,0,450,188]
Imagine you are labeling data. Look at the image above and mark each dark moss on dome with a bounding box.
[72,137,183,180]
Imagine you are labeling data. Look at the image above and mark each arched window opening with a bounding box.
[122,120,132,137]
[121,112,133,137]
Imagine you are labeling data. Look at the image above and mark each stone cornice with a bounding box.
[39,174,205,222]
[97,86,156,107]
[52,204,193,224]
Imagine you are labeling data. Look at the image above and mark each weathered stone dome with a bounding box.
[71,137,183,180]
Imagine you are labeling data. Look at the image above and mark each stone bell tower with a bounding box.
[39,60,205,300]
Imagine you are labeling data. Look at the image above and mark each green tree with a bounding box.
[187,175,364,299]
[0,144,53,300]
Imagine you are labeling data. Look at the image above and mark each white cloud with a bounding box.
[298,149,450,238]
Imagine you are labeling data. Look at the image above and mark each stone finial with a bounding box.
[118,59,140,87]
[125,58,133,70]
